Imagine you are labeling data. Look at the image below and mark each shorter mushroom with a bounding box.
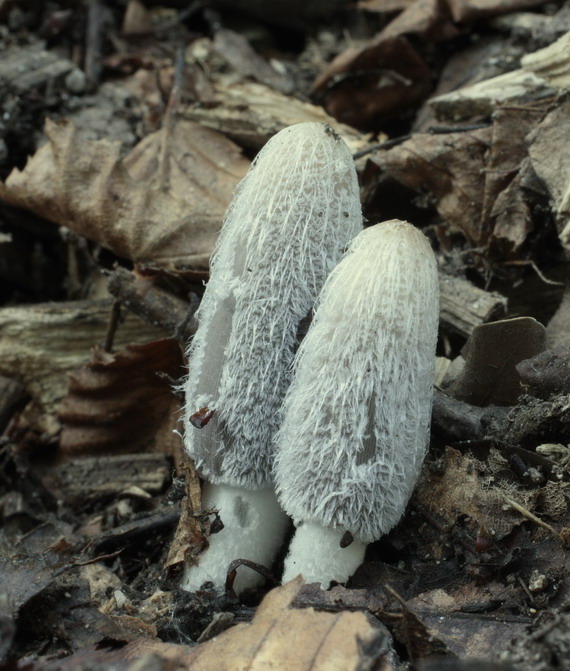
[274,220,439,587]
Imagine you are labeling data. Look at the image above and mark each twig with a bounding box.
[158,46,185,190]
[85,0,105,91]
[103,299,122,352]
[502,493,561,540]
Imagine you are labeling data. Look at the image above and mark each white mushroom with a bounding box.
[274,220,439,587]
[182,122,362,594]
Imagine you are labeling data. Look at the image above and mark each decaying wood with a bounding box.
[181,80,367,153]
[107,267,198,341]
[92,506,180,554]
[57,453,172,502]
[0,298,166,427]
[439,274,507,338]
[430,70,554,122]
[522,30,570,89]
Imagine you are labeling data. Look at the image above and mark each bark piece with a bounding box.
[439,274,507,338]
[430,70,554,122]
[449,317,546,406]
[181,80,366,153]
[57,454,172,503]
[0,118,249,271]
[91,506,180,554]
[107,267,198,341]
[521,30,570,89]
[0,299,165,433]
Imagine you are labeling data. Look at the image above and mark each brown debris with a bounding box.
[312,35,431,130]
[448,317,546,406]
[0,118,249,271]
[58,339,184,457]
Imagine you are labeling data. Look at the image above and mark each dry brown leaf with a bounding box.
[0,118,250,271]
[376,127,491,244]
[58,338,183,457]
[187,578,393,671]
[165,458,206,573]
[483,105,548,256]
[312,36,431,130]
[528,97,570,255]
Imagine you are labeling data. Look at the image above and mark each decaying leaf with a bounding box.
[376,126,491,244]
[0,118,250,271]
[185,578,393,670]
[165,457,206,573]
[182,79,367,153]
[448,317,546,406]
[58,338,183,457]
[406,588,530,659]
[483,105,548,256]
[312,35,431,130]
[528,97,570,254]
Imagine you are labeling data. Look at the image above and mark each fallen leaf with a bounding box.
[0,118,250,271]
[186,578,393,670]
[58,339,183,456]
[376,126,491,244]
[528,97,570,255]
[312,36,431,130]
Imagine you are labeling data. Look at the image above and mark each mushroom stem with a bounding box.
[281,522,367,586]
[182,483,289,594]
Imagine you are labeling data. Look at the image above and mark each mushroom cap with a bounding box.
[274,220,439,543]
[184,122,362,489]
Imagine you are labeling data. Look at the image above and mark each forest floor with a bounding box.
[2,1,570,669]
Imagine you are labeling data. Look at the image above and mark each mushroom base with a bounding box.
[181,482,289,595]
[282,521,366,588]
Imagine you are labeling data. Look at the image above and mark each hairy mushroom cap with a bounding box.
[274,220,439,547]
[183,122,362,490]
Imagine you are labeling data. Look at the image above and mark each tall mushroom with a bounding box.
[182,122,362,593]
[274,220,439,587]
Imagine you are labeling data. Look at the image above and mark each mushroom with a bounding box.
[274,220,439,587]
[182,122,362,593]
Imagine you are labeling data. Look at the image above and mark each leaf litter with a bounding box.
[2,1,570,669]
